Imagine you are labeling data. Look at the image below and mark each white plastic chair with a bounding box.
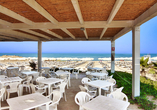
[54,82,67,101]
[0,88,5,109]
[107,90,128,102]
[30,84,47,95]
[38,91,61,110]
[6,82,20,98]
[102,78,116,96]
[22,75,32,93]
[81,77,91,85]
[72,68,80,79]
[75,91,91,110]
[79,85,97,98]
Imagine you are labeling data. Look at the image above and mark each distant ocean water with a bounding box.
[0,53,157,61]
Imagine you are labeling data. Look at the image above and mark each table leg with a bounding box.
[68,74,71,87]
[46,103,49,110]
[99,88,101,96]
[48,85,51,95]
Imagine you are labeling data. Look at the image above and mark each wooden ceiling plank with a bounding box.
[71,0,84,24]
[107,0,124,24]
[114,2,157,40]
[23,0,58,24]
[0,32,23,40]
[0,30,40,41]
[19,29,51,40]
[100,0,124,39]
[0,19,11,26]
[0,35,15,40]
[0,20,133,30]
[134,2,157,26]
[83,28,88,39]
[0,5,34,25]
[61,28,75,39]
[100,28,108,39]
[40,29,63,39]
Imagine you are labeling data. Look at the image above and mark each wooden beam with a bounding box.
[0,30,40,41]
[100,28,108,39]
[40,29,63,39]
[0,35,15,40]
[113,2,157,40]
[113,27,131,40]
[0,21,133,30]
[134,2,157,26]
[71,0,84,24]
[107,0,124,24]
[0,19,11,26]
[83,28,88,39]
[61,28,75,39]
[23,0,58,24]
[100,0,124,39]
[0,5,34,25]
[19,29,51,40]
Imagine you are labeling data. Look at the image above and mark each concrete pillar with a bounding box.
[132,26,140,99]
[111,40,115,73]
[38,41,42,72]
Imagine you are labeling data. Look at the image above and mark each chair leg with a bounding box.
[64,92,67,101]
[7,92,10,99]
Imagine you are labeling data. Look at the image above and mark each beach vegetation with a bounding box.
[107,70,157,110]
[148,68,156,74]
[140,57,149,76]
[29,61,36,70]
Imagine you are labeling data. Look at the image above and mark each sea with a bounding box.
[0,53,157,61]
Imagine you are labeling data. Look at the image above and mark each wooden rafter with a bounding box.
[61,28,75,39]
[71,0,84,24]
[0,30,40,41]
[0,19,11,26]
[19,29,51,40]
[100,0,124,39]
[40,29,63,39]
[23,0,58,24]
[113,2,157,40]
[0,35,15,40]
[83,28,88,39]
[0,5,34,25]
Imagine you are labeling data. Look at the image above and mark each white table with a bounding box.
[82,95,130,110]
[6,67,19,77]
[88,72,108,79]
[7,93,51,110]
[85,80,114,95]
[21,71,39,76]
[38,78,63,94]
[41,67,51,69]
[0,76,22,85]
[55,71,71,87]
[60,67,73,72]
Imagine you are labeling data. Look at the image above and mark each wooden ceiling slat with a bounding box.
[86,28,103,38]
[36,0,79,22]
[113,0,157,20]
[0,13,22,23]
[79,0,116,21]
[0,0,49,22]
[49,29,71,38]
[68,28,86,38]
[41,29,62,39]
[61,28,76,39]
[103,28,124,38]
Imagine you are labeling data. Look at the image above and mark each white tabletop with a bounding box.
[89,72,107,77]
[92,67,103,70]
[41,67,51,69]
[7,67,19,69]
[21,71,39,75]
[0,77,23,84]
[55,71,70,76]
[7,93,51,110]
[85,80,113,88]
[82,95,130,110]
[38,78,63,85]
[60,67,73,70]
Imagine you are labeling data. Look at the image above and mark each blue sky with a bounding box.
[0,16,157,54]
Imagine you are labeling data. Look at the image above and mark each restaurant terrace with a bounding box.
[0,0,157,110]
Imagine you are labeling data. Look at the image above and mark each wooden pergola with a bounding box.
[0,0,157,98]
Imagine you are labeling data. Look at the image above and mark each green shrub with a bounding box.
[107,70,157,110]
[148,68,156,74]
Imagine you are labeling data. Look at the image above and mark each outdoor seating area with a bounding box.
[0,64,132,110]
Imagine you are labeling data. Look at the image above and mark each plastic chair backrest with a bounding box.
[0,75,8,79]
[0,88,5,98]
[107,78,116,85]
[81,77,91,84]
[58,82,67,93]
[36,76,46,82]
[79,85,87,92]
[75,91,91,106]
[49,91,61,104]
[108,91,128,102]
[7,82,20,92]
[30,84,36,93]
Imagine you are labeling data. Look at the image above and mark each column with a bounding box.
[132,26,140,98]
[111,40,115,73]
[38,41,42,72]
